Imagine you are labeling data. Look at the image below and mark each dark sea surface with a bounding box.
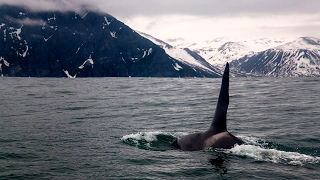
[0,77,319,179]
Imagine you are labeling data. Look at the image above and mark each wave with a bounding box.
[121,132,320,165]
[121,131,183,151]
[231,136,320,165]
[229,144,320,166]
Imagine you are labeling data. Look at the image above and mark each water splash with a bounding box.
[121,131,182,151]
[122,132,320,165]
[229,144,320,166]
[228,136,320,166]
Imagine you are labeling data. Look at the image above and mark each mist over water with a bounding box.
[0,77,319,179]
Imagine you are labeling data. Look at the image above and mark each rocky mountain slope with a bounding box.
[0,5,219,78]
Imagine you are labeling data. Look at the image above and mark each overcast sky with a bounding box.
[2,0,320,43]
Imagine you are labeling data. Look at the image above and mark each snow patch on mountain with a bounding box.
[9,25,23,40]
[81,11,89,19]
[63,70,76,78]
[104,17,112,25]
[110,31,117,38]
[142,48,153,58]
[172,63,183,71]
[79,56,94,69]
[0,56,10,67]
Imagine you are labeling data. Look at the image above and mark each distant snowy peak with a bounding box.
[177,37,291,53]
[232,37,320,77]
[177,37,293,71]
[275,37,320,51]
[246,38,287,51]
[206,41,252,71]
[218,41,247,51]
[177,36,320,77]
[138,31,221,76]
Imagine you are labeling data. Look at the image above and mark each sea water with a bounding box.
[0,77,319,179]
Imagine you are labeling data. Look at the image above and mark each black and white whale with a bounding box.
[174,62,244,151]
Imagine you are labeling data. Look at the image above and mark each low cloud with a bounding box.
[167,38,185,43]
[0,0,99,14]
[1,0,320,19]
[1,0,319,41]
[125,14,320,42]
[6,16,44,26]
[90,0,320,19]
[2,0,320,18]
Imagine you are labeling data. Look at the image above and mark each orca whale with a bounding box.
[174,62,244,151]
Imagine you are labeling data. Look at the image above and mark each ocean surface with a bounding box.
[0,77,319,179]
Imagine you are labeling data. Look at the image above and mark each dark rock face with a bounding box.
[0,5,219,78]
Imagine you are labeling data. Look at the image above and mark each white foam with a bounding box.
[121,132,163,149]
[229,144,320,165]
[238,136,269,146]
[121,131,159,142]
[121,131,186,142]
[230,136,320,165]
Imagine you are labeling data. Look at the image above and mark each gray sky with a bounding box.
[1,0,320,43]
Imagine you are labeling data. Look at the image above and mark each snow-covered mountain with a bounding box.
[232,37,320,77]
[173,36,320,77]
[176,37,291,72]
[0,4,220,78]
[138,32,221,76]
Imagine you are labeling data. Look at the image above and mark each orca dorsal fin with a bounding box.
[211,62,229,132]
